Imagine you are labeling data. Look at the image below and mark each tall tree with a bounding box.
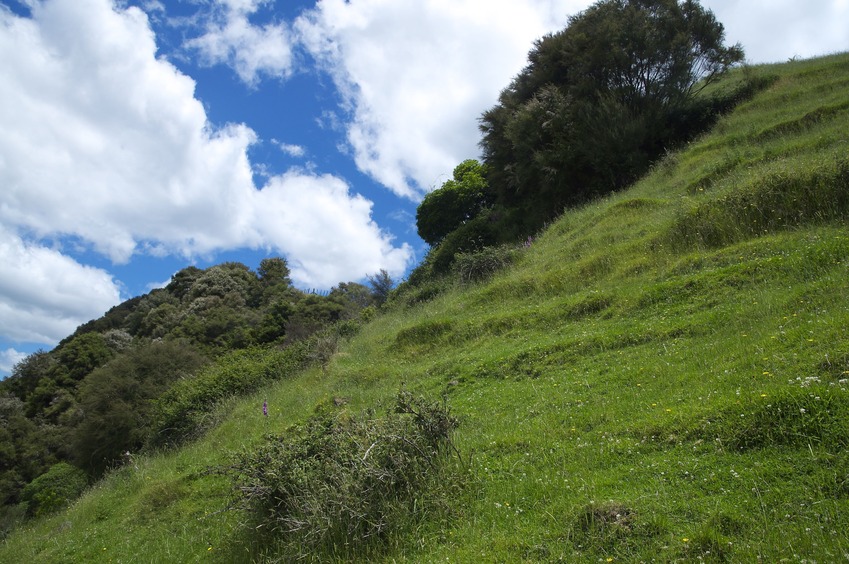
[480,0,743,227]
[367,270,395,305]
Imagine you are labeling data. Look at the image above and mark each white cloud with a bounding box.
[184,0,295,86]
[0,0,413,347]
[703,1,849,64]
[253,171,412,287]
[0,226,122,345]
[273,139,307,157]
[295,0,580,198]
[0,348,29,376]
[296,0,849,199]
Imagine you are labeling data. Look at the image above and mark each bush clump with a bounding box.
[453,244,522,284]
[230,391,463,560]
[20,463,88,518]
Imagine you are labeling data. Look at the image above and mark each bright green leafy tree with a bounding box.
[416,159,491,246]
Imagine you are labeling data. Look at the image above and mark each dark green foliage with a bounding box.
[0,394,59,507]
[428,212,502,275]
[256,257,292,288]
[20,463,87,518]
[284,294,346,343]
[255,300,295,344]
[329,282,375,313]
[71,341,208,476]
[0,254,379,530]
[479,0,744,233]
[2,350,54,406]
[367,269,395,305]
[230,392,461,560]
[416,159,491,246]
[55,332,114,382]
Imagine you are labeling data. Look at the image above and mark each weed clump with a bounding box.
[230,391,463,561]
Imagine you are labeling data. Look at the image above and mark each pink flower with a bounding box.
[262,400,268,417]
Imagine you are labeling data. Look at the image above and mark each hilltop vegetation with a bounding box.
[2,0,849,559]
[0,257,388,524]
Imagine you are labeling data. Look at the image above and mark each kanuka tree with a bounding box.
[480,0,743,227]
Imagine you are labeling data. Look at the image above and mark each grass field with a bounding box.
[2,53,848,563]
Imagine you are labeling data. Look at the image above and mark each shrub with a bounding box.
[229,392,463,560]
[148,343,312,448]
[73,340,208,476]
[453,244,521,284]
[20,463,88,518]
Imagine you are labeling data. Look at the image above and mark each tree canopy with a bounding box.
[416,159,491,246]
[480,0,744,229]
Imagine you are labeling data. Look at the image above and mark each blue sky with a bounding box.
[1,0,847,376]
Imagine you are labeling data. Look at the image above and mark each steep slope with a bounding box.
[2,53,848,562]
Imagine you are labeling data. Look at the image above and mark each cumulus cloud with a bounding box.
[184,0,295,86]
[253,171,411,287]
[0,0,413,347]
[295,0,579,198]
[0,226,122,345]
[295,0,849,199]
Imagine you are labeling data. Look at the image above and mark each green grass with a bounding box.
[3,53,849,562]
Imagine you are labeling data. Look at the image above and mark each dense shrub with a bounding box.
[148,343,312,448]
[72,340,208,476]
[20,463,87,518]
[479,0,745,238]
[230,392,462,560]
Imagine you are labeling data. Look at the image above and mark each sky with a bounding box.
[1,0,847,376]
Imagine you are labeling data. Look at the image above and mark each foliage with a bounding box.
[416,159,491,246]
[229,391,462,560]
[71,340,208,476]
[0,394,58,507]
[367,269,395,305]
[480,0,745,233]
[257,257,292,289]
[148,342,313,448]
[20,463,87,518]
[0,253,379,532]
[428,212,504,275]
[55,332,114,383]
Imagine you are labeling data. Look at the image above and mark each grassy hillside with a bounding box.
[3,53,849,562]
